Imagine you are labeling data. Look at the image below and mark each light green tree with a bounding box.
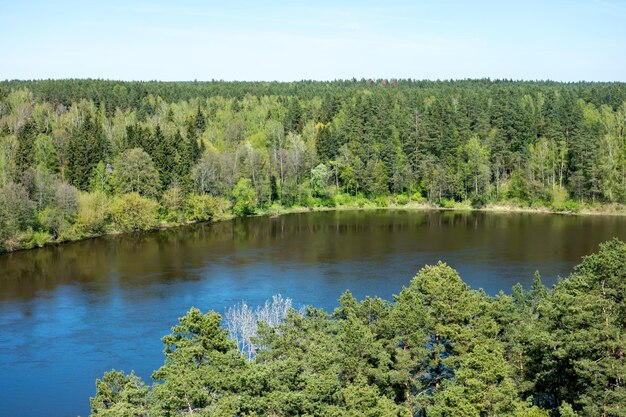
[75,191,109,235]
[33,134,58,172]
[110,192,159,232]
[232,178,256,217]
[112,148,161,198]
[464,136,491,198]
[311,163,330,198]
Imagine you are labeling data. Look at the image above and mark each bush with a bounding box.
[395,194,409,205]
[162,187,185,223]
[186,194,231,222]
[110,193,159,232]
[550,188,581,213]
[75,192,109,235]
[471,195,487,208]
[334,193,356,206]
[355,194,374,208]
[374,195,389,207]
[411,193,427,203]
[233,178,257,217]
[439,198,456,209]
[322,195,337,208]
[38,207,74,240]
[30,229,53,248]
[308,196,323,208]
[0,181,35,248]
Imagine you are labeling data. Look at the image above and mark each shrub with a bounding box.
[322,195,337,208]
[550,188,581,213]
[38,207,74,240]
[411,193,427,203]
[186,194,231,222]
[0,181,35,248]
[439,198,456,209]
[75,192,109,235]
[110,193,159,232]
[30,229,53,248]
[308,196,323,208]
[334,193,356,206]
[374,195,389,207]
[162,187,185,223]
[395,194,409,205]
[355,194,374,208]
[471,195,487,208]
[233,178,257,217]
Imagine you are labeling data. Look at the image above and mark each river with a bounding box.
[1,209,625,417]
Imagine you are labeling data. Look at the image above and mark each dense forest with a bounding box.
[89,238,626,417]
[1,79,625,252]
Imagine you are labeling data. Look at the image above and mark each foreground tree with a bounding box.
[528,238,626,415]
[90,370,149,417]
[150,308,247,416]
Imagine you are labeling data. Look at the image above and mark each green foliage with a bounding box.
[90,370,149,417]
[89,161,113,194]
[0,181,34,250]
[374,195,389,207]
[112,148,161,198]
[185,194,230,222]
[311,163,331,198]
[75,192,109,235]
[527,239,626,415]
[550,187,581,212]
[439,198,456,208]
[150,308,247,416]
[507,171,531,202]
[33,134,58,172]
[29,229,53,248]
[394,194,409,205]
[110,193,159,232]
[233,178,256,217]
[67,113,108,191]
[162,186,186,223]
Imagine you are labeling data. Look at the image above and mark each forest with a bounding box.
[0,79,625,252]
[89,238,626,417]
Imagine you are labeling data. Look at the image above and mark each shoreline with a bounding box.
[2,201,626,255]
[255,201,626,218]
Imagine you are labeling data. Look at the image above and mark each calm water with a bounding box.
[1,210,626,417]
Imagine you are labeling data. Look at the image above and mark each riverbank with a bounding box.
[256,199,626,218]
[2,199,626,255]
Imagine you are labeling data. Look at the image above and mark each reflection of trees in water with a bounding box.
[0,238,112,300]
[1,211,625,303]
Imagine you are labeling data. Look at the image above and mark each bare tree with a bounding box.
[225,294,294,362]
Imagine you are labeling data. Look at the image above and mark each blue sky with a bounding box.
[1,0,625,81]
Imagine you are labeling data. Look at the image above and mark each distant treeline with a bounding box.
[3,79,625,110]
[0,79,625,251]
[89,239,626,417]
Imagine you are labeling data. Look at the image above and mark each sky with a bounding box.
[1,0,625,82]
